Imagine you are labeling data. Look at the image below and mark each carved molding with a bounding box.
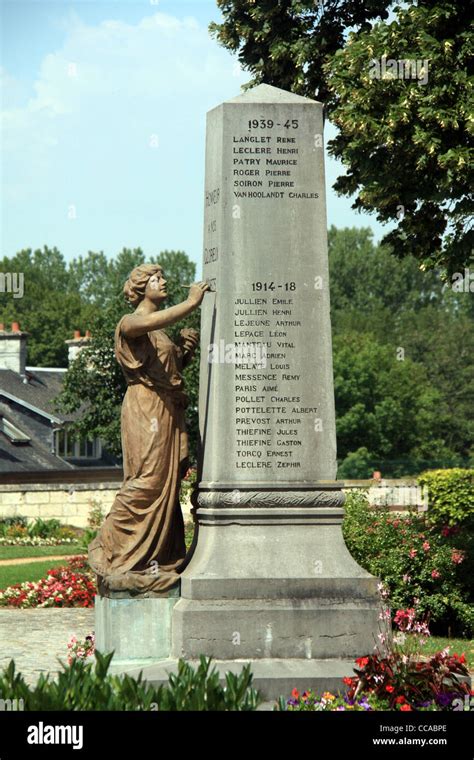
[196,489,345,509]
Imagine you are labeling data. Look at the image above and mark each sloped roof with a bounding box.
[0,368,74,422]
[0,401,73,473]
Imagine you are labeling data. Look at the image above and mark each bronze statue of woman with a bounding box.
[88,264,208,595]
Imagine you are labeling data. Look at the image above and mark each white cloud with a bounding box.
[1,10,246,206]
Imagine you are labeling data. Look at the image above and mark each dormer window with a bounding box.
[54,429,101,459]
[0,416,31,444]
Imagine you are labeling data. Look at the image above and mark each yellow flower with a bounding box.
[322,692,336,701]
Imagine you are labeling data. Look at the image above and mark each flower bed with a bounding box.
[279,588,472,711]
[0,537,79,546]
[342,491,473,636]
[0,555,96,608]
[67,633,96,665]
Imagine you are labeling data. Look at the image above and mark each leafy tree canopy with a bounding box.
[210,0,391,102]
[212,0,473,274]
[325,1,473,274]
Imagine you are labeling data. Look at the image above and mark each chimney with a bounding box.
[0,322,29,374]
[65,330,92,365]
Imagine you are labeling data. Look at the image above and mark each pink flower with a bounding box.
[402,574,411,583]
[394,608,416,632]
[451,550,464,565]
[409,548,417,558]
[422,541,430,552]
[431,569,441,579]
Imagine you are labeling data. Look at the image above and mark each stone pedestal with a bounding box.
[164,487,380,699]
[94,588,179,669]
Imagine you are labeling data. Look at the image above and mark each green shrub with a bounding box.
[87,499,106,530]
[418,469,474,527]
[27,518,62,539]
[337,447,374,479]
[0,517,28,537]
[80,500,106,550]
[80,528,97,552]
[0,652,261,711]
[56,525,77,541]
[342,492,474,637]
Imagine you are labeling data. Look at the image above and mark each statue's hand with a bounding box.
[180,327,199,340]
[187,281,210,307]
[179,328,199,353]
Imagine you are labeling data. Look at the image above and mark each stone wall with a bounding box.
[0,482,193,528]
[344,479,428,512]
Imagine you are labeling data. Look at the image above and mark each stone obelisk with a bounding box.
[167,84,380,699]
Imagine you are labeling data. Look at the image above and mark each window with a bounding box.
[0,417,30,444]
[55,429,101,459]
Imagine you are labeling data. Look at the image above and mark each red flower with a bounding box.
[400,704,412,711]
[395,696,406,704]
[385,685,395,693]
[355,656,369,668]
[291,688,300,699]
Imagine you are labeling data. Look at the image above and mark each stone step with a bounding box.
[113,657,356,703]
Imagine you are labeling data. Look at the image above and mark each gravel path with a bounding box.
[0,555,72,566]
[0,608,95,685]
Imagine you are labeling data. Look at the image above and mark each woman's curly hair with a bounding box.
[123,264,162,306]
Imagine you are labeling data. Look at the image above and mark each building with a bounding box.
[0,323,116,474]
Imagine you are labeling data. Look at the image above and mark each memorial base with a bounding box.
[172,497,380,671]
[109,487,382,701]
[94,587,179,667]
[118,657,359,705]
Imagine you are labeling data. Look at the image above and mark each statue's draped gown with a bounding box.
[88,316,189,594]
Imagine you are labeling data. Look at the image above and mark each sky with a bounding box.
[1,0,388,275]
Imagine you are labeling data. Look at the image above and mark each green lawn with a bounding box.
[0,544,81,561]
[184,520,195,550]
[0,560,72,590]
[420,636,474,668]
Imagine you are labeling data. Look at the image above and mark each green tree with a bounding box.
[333,332,460,477]
[328,225,449,335]
[210,0,391,102]
[325,1,473,274]
[328,227,474,469]
[213,1,473,273]
[0,247,83,367]
[394,307,474,461]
